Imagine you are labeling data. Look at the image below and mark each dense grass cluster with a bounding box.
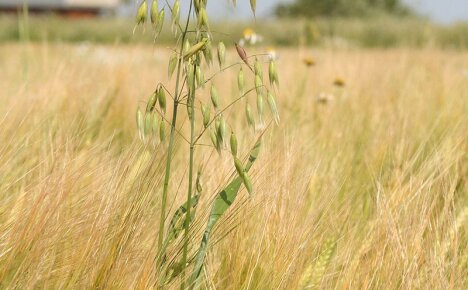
[0,42,466,288]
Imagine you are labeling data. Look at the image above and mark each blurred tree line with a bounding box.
[275,0,412,18]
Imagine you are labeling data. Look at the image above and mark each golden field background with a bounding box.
[0,43,467,289]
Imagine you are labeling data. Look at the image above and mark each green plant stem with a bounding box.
[157,0,194,263]
[181,63,197,290]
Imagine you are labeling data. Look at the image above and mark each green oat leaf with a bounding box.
[190,139,261,286]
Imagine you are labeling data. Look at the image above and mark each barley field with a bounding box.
[0,42,467,289]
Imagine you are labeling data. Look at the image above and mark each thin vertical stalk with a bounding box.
[181,62,197,290]
[157,0,194,260]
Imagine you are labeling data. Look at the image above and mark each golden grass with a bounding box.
[0,43,467,289]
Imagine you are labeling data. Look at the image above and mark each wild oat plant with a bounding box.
[134,0,279,288]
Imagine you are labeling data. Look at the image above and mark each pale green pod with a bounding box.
[217,42,226,68]
[267,91,280,124]
[195,65,204,88]
[198,7,209,28]
[269,60,279,86]
[238,67,245,95]
[146,91,157,113]
[136,0,148,25]
[250,0,256,16]
[183,39,191,55]
[209,129,220,154]
[155,9,165,35]
[136,107,145,140]
[187,64,195,89]
[144,112,152,137]
[172,0,180,25]
[242,172,253,194]
[186,101,194,121]
[210,85,219,109]
[168,53,177,79]
[159,120,166,141]
[254,57,263,79]
[201,104,210,128]
[257,93,264,117]
[150,0,158,25]
[157,86,166,114]
[218,116,226,142]
[203,40,213,66]
[234,157,245,177]
[230,132,238,157]
[245,103,254,128]
[194,0,201,14]
[255,74,263,96]
[151,112,159,135]
[215,118,221,134]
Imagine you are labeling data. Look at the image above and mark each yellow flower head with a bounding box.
[303,56,315,67]
[333,78,345,87]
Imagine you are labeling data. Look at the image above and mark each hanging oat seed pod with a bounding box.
[168,53,178,79]
[159,120,166,141]
[269,60,279,87]
[150,0,158,25]
[210,85,220,109]
[230,132,238,157]
[255,74,263,96]
[245,103,255,128]
[267,91,280,125]
[151,112,159,136]
[146,91,157,113]
[238,67,245,95]
[234,157,245,177]
[172,0,180,26]
[250,0,257,17]
[203,40,213,66]
[254,57,263,79]
[218,116,226,143]
[136,0,148,25]
[210,129,220,154]
[157,86,166,114]
[198,7,209,29]
[195,65,204,88]
[235,43,251,70]
[257,92,264,118]
[217,42,226,68]
[201,104,210,128]
[155,9,165,35]
[242,172,253,194]
[186,64,195,89]
[144,112,152,137]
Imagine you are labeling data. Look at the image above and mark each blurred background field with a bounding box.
[1,15,468,49]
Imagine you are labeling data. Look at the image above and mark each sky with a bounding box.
[198,0,468,24]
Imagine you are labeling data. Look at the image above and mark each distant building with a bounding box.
[0,0,119,16]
